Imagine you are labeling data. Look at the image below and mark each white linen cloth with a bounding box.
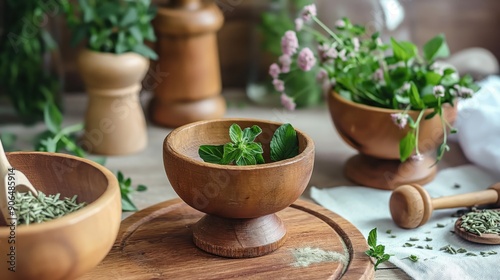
[455,75,500,180]
[311,165,500,280]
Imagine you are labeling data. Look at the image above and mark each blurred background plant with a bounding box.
[0,0,64,125]
[61,0,158,59]
[247,0,322,108]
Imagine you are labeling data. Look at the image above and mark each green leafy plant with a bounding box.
[0,0,63,124]
[35,103,88,158]
[117,171,148,212]
[6,103,147,212]
[61,0,158,59]
[199,123,299,165]
[272,5,480,162]
[259,0,322,107]
[365,228,391,270]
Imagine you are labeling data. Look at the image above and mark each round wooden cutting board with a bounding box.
[79,199,374,280]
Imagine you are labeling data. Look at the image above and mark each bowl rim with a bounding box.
[0,152,119,235]
[329,90,438,114]
[164,118,315,170]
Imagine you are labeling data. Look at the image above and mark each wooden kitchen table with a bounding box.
[1,89,470,279]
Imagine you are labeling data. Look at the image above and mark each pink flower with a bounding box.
[352,37,360,51]
[376,37,383,46]
[316,68,328,82]
[433,85,445,98]
[281,31,299,56]
[281,93,296,111]
[338,49,347,61]
[322,78,335,95]
[410,154,424,161]
[295,18,304,31]
[373,68,384,82]
[297,47,316,71]
[273,79,285,92]
[453,85,474,98]
[318,43,337,62]
[279,54,292,73]
[335,19,346,29]
[301,4,317,22]
[268,63,281,79]
[390,113,408,129]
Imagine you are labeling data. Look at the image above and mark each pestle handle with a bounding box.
[433,183,500,210]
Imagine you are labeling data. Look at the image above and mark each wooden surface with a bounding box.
[79,198,374,280]
[2,90,472,279]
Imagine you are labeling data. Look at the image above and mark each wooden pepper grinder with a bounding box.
[390,183,500,229]
[150,0,226,128]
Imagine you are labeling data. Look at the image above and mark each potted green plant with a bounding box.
[62,0,157,155]
[270,4,479,189]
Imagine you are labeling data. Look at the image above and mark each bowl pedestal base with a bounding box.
[192,213,287,258]
[344,154,437,190]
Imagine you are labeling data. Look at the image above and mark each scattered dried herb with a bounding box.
[386,229,392,234]
[425,245,433,250]
[14,191,86,225]
[406,255,419,262]
[409,237,419,241]
[425,237,433,241]
[436,223,445,228]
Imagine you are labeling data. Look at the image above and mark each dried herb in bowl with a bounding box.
[14,191,86,225]
[459,209,500,236]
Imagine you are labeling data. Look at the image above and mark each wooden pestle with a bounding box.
[389,183,500,229]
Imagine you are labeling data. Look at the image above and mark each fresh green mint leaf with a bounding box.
[229,123,243,143]
[391,38,417,62]
[425,71,442,85]
[365,228,391,270]
[400,132,416,162]
[409,82,425,109]
[367,228,377,248]
[270,123,299,162]
[242,125,262,142]
[236,153,257,166]
[423,34,450,62]
[137,185,148,192]
[199,145,224,164]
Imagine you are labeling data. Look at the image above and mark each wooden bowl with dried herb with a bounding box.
[163,118,315,258]
[0,152,121,280]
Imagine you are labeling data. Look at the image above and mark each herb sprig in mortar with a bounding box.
[198,123,299,165]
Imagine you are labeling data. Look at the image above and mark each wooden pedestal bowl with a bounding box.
[0,152,121,280]
[328,91,457,190]
[163,119,315,258]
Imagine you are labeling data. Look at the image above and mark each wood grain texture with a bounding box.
[79,199,374,280]
[344,154,437,190]
[0,152,121,280]
[150,0,226,127]
[163,118,315,257]
[390,183,500,229]
[328,91,456,189]
[77,49,149,155]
